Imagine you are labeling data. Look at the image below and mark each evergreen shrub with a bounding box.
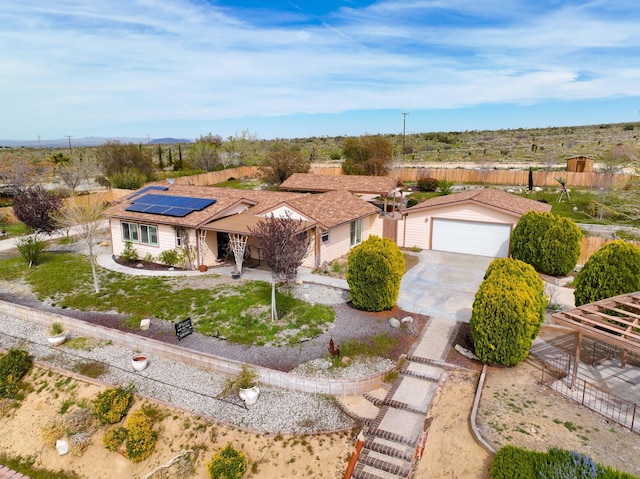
[346,236,405,312]
[574,240,640,306]
[0,349,33,399]
[208,443,247,479]
[511,211,582,276]
[92,384,134,425]
[124,410,157,462]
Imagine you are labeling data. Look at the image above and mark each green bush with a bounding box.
[158,248,181,267]
[108,168,148,190]
[574,240,640,306]
[208,443,247,479]
[471,259,546,366]
[511,211,582,276]
[437,179,454,195]
[416,176,439,192]
[92,384,134,425]
[15,236,47,268]
[119,241,139,263]
[102,426,127,451]
[125,410,157,462]
[490,445,640,479]
[346,236,405,312]
[0,349,33,399]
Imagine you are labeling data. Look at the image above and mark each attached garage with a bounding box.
[400,188,552,258]
[431,218,511,257]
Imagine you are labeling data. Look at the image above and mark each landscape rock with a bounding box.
[389,317,401,328]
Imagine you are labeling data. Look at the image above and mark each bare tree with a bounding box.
[249,213,312,322]
[260,144,310,185]
[0,160,49,195]
[59,164,83,195]
[55,198,107,293]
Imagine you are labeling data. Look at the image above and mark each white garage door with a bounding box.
[432,219,511,257]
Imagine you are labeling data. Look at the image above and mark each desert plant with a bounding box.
[511,211,582,276]
[470,258,546,366]
[102,426,127,451]
[92,384,134,425]
[0,349,33,399]
[416,176,439,192]
[574,240,640,306]
[437,179,454,195]
[125,410,158,462]
[108,167,148,190]
[40,419,66,447]
[119,241,139,263]
[48,322,65,336]
[347,236,405,312]
[221,365,258,396]
[15,236,47,268]
[208,443,247,479]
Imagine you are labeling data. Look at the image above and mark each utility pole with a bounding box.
[64,135,73,156]
[402,112,409,161]
[37,135,41,148]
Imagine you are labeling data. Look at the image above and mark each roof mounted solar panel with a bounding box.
[124,194,216,217]
[162,207,192,217]
[127,186,168,200]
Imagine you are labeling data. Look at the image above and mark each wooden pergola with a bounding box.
[551,292,640,380]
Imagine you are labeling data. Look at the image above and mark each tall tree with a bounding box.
[249,213,312,321]
[12,186,63,234]
[260,144,310,184]
[55,198,107,293]
[223,129,259,167]
[188,133,223,171]
[95,141,154,180]
[342,135,394,176]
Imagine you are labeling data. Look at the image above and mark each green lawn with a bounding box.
[0,253,334,347]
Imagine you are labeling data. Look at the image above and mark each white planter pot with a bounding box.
[131,355,148,371]
[47,334,67,346]
[238,386,260,406]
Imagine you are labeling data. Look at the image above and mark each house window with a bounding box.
[321,230,330,244]
[176,229,183,247]
[350,219,362,247]
[139,224,158,246]
[121,222,139,243]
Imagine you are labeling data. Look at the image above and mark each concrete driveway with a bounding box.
[398,250,493,322]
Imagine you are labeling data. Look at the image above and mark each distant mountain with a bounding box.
[149,138,192,144]
[0,136,192,148]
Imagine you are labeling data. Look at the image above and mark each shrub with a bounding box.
[416,176,439,192]
[92,384,134,425]
[158,248,181,267]
[102,426,128,451]
[40,419,67,448]
[511,211,582,276]
[208,443,247,479]
[108,168,147,190]
[125,410,157,462]
[471,259,546,366]
[119,241,139,263]
[437,179,454,195]
[346,236,405,312]
[406,197,419,208]
[574,240,640,306]
[15,236,47,268]
[0,349,33,399]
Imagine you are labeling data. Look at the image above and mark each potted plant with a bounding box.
[47,322,67,346]
[222,365,260,406]
[131,354,148,371]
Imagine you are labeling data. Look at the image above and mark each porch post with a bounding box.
[571,331,582,389]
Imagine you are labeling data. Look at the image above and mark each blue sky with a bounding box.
[2,0,640,141]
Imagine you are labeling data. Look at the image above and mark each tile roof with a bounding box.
[405,188,552,216]
[104,184,306,228]
[283,190,381,229]
[280,173,405,195]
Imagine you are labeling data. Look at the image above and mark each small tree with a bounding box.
[342,135,394,176]
[15,236,47,268]
[249,213,312,321]
[12,185,63,235]
[55,198,107,293]
[260,144,310,184]
[511,211,582,277]
[346,236,405,312]
[574,240,640,306]
[470,258,546,366]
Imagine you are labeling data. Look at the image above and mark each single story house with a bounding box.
[398,189,552,257]
[104,183,382,270]
[279,173,407,214]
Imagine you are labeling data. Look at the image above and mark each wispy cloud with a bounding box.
[1,0,640,139]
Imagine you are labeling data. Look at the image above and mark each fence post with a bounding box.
[632,403,637,432]
[581,380,587,406]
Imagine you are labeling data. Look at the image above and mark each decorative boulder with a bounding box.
[401,316,414,324]
[389,317,401,328]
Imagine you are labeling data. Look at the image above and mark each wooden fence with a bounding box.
[309,166,630,189]
[579,236,640,265]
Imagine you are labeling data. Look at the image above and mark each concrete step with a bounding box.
[337,395,380,424]
[405,355,446,367]
[359,449,412,478]
[400,361,443,382]
[365,436,415,462]
[384,376,438,415]
[352,463,408,479]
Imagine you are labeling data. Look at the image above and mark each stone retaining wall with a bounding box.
[0,300,388,397]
